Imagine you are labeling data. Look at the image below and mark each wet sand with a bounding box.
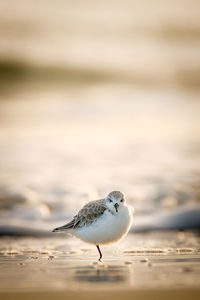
[1,289,200,300]
[0,232,200,299]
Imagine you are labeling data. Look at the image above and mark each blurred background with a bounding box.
[0,0,200,235]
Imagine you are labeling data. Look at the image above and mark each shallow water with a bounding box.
[0,87,200,233]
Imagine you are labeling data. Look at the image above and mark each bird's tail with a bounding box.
[52,220,75,232]
[52,227,61,232]
[52,225,67,232]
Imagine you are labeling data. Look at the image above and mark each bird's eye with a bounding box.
[109,199,113,203]
[120,199,124,202]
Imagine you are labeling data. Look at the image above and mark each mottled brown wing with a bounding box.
[54,199,106,232]
[62,199,106,230]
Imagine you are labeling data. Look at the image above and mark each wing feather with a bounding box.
[53,199,106,232]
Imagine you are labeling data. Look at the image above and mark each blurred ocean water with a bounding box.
[0,0,200,234]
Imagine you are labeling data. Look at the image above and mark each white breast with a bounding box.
[74,205,132,245]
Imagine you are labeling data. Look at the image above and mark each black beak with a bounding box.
[114,203,119,212]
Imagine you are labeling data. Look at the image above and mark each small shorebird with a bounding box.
[52,191,132,261]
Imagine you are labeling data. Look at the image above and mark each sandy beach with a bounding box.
[1,288,200,300]
[0,232,200,299]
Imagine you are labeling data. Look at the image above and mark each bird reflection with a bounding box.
[74,264,130,283]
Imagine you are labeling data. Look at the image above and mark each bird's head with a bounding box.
[105,191,126,214]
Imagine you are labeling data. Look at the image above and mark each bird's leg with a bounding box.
[96,245,102,262]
